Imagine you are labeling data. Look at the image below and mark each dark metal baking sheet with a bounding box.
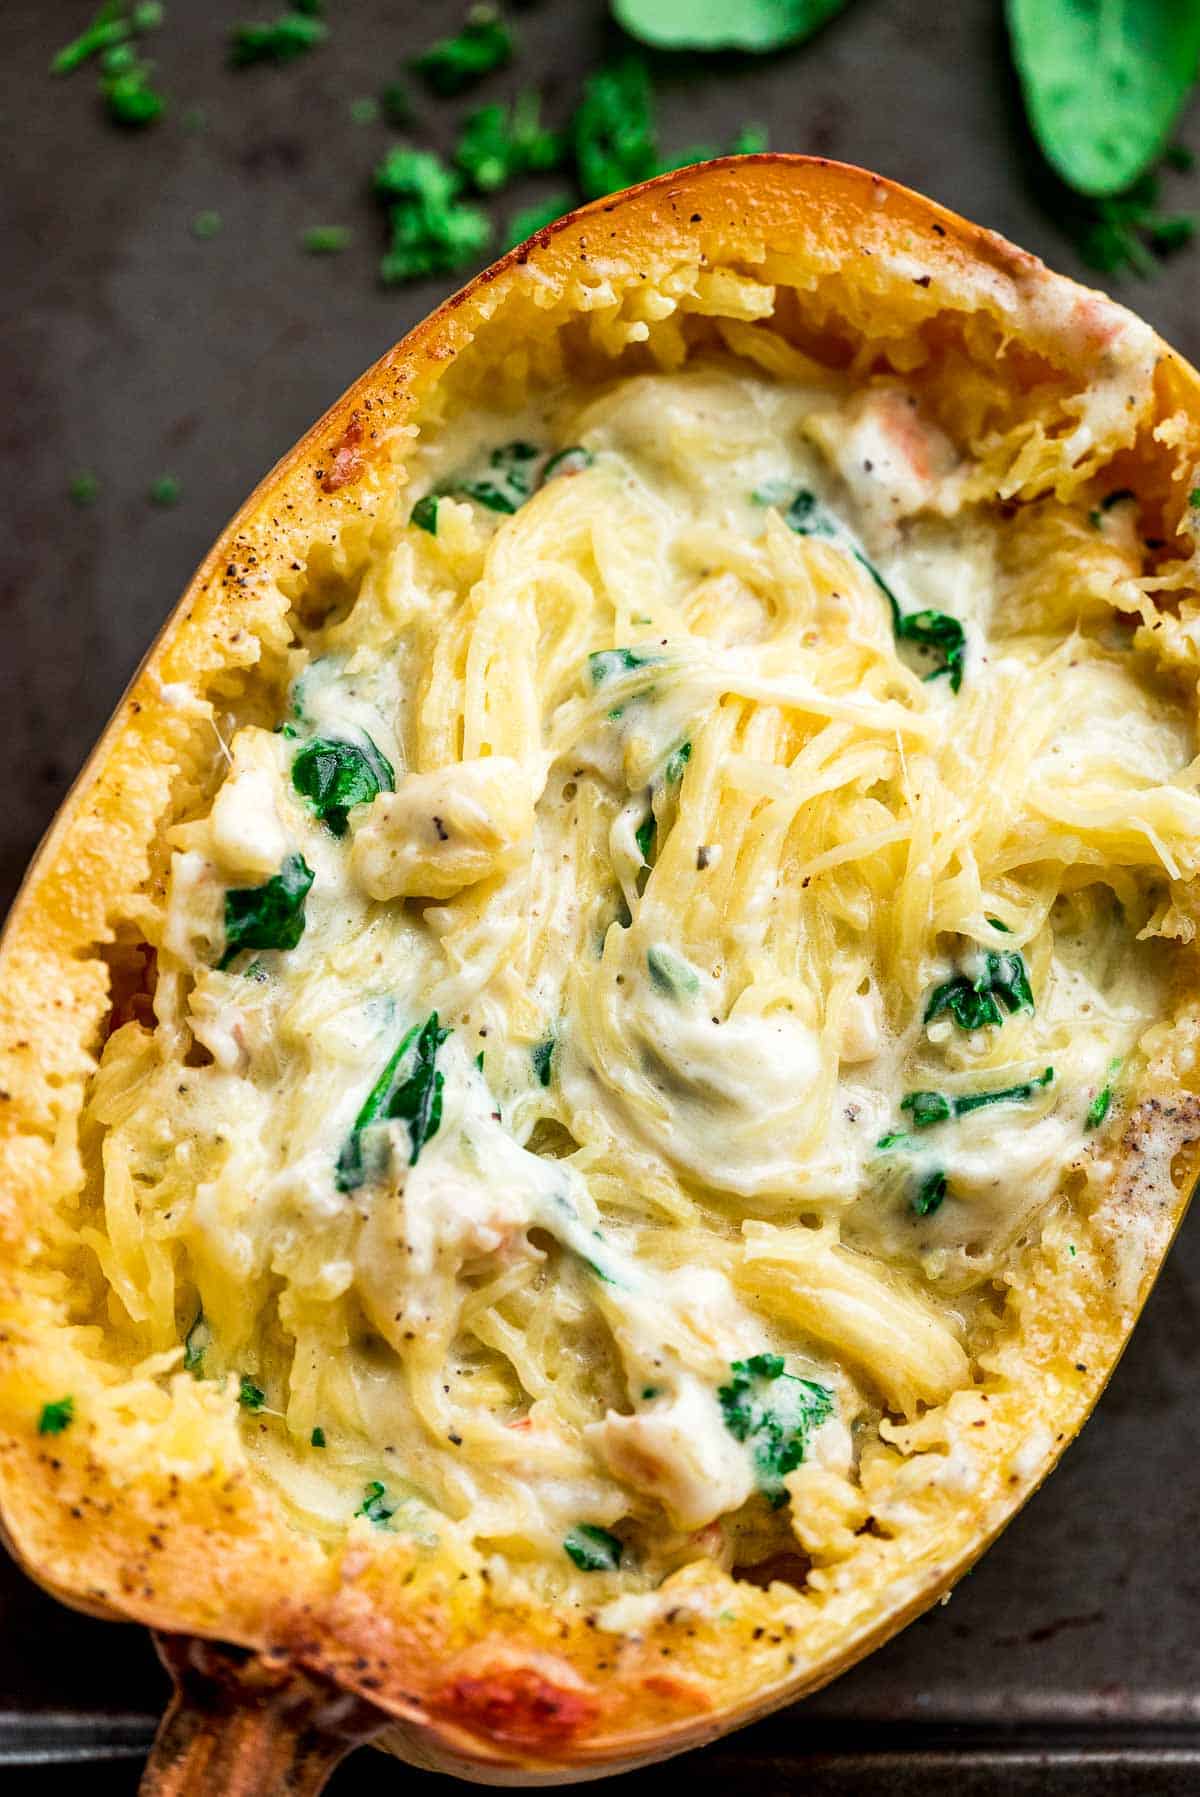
[3,2,1200,1789]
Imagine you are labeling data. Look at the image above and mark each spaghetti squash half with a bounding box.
[3,157,1200,1780]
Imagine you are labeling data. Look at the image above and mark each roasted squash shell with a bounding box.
[2,157,1200,1785]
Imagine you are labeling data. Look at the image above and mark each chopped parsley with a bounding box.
[310,1426,326,1447]
[301,226,351,255]
[356,1479,396,1525]
[191,210,223,239]
[218,853,314,970]
[718,1354,833,1508]
[1191,487,1200,508]
[411,494,440,534]
[183,1310,210,1373]
[574,59,659,200]
[452,440,540,512]
[229,11,327,67]
[1065,167,1196,279]
[505,193,572,250]
[69,472,100,506]
[532,1036,554,1086]
[148,474,181,506]
[563,1523,623,1571]
[411,6,513,96]
[374,146,491,286]
[291,734,394,836]
[38,1396,75,1436]
[238,1376,266,1411]
[898,1066,1055,1131]
[349,96,380,125]
[924,949,1034,1032]
[783,488,965,690]
[52,3,165,126]
[455,92,565,194]
[99,39,165,126]
[336,1013,450,1192]
[646,944,700,998]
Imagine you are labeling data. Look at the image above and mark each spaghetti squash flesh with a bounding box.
[73,349,1198,1600]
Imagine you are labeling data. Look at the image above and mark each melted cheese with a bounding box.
[78,355,1196,1592]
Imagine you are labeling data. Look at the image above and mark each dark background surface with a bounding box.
[3,2,1200,1791]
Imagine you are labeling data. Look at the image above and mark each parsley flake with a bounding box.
[356,1480,396,1525]
[411,6,513,96]
[38,1397,75,1436]
[374,145,491,285]
[301,226,351,255]
[230,11,327,67]
[238,1376,266,1411]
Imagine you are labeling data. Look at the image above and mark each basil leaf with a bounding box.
[1007,0,1200,198]
[718,1355,833,1507]
[925,950,1035,1032]
[291,735,394,837]
[38,1396,75,1436]
[218,853,314,970]
[563,1523,623,1571]
[612,0,849,53]
[336,1013,450,1192]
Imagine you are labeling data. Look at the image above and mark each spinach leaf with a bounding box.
[532,1036,555,1087]
[1007,0,1200,199]
[612,0,850,53]
[38,1396,75,1436]
[925,950,1034,1031]
[291,735,394,837]
[563,1523,623,1571]
[336,1013,450,1192]
[635,812,656,864]
[718,1354,833,1507]
[356,1479,396,1525]
[218,853,314,970]
[901,1067,1055,1130]
[238,1376,266,1412]
[588,646,659,687]
[454,441,541,513]
[913,1169,948,1217]
[646,945,700,998]
[781,487,965,690]
[411,494,439,534]
[183,1310,211,1374]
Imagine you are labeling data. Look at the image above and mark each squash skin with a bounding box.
[1,155,1200,1781]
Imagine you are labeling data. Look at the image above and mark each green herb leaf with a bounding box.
[718,1355,833,1507]
[356,1479,396,1525]
[532,1036,554,1086]
[612,0,848,52]
[1086,1084,1114,1129]
[238,1376,266,1411]
[374,144,494,283]
[38,1396,75,1436]
[1006,0,1200,198]
[230,12,327,67]
[183,1310,210,1374]
[588,646,657,687]
[301,225,351,255]
[563,1523,623,1571]
[69,471,100,506]
[191,210,222,240]
[456,92,565,194]
[52,5,132,76]
[219,854,314,970]
[411,6,513,96]
[782,487,965,689]
[411,495,440,537]
[336,1013,450,1192]
[901,1067,1055,1130]
[574,59,660,200]
[452,440,541,513]
[148,474,181,506]
[664,740,692,785]
[646,944,700,998]
[291,735,394,837]
[310,1425,326,1447]
[912,1168,948,1216]
[100,45,165,126]
[924,949,1034,1032]
[635,812,656,864]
